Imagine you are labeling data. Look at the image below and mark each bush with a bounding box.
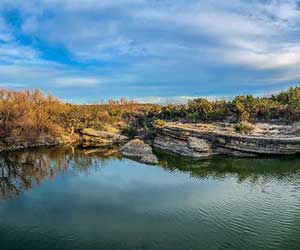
[153,119,167,128]
[187,98,213,120]
[234,122,254,134]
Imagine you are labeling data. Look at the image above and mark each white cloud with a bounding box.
[134,95,227,104]
[17,0,299,70]
[52,77,102,87]
[0,0,299,98]
[226,45,300,70]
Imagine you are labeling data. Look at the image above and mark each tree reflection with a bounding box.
[156,150,300,183]
[0,146,122,198]
[1,147,300,198]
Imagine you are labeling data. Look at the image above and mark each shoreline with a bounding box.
[3,121,300,160]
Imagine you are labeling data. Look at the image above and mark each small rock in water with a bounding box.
[141,154,159,164]
[120,139,158,164]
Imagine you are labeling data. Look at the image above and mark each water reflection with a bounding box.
[0,147,300,250]
[157,151,300,183]
[1,147,300,198]
[0,147,122,198]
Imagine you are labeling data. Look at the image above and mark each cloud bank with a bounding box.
[0,0,299,102]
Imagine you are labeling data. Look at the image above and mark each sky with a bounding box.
[0,0,299,103]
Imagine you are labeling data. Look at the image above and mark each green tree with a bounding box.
[187,98,213,121]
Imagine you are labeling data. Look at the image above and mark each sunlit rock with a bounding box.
[79,128,128,147]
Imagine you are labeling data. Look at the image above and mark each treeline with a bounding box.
[0,87,300,140]
[157,86,300,124]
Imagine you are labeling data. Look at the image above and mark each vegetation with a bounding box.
[157,86,300,124]
[0,89,159,140]
[153,119,167,128]
[0,89,68,138]
[234,122,254,134]
[1,86,300,146]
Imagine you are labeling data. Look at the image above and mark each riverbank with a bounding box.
[0,136,63,152]
[0,128,124,153]
[3,121,300,162]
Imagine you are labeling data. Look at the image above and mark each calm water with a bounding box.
[0,147,300,250]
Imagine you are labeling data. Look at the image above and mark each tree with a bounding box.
[187,98,213,121]
[232,95,259,122]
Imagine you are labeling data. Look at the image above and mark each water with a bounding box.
[0,147,300,250]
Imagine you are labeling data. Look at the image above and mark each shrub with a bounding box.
[187,98,213,120]
[153,119,167,128]
[0,89,68,138]
[234,122,254,134]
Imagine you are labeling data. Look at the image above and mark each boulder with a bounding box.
[120,139,158,164]
[141,154,159,164]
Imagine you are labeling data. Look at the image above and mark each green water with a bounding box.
[0,147,300,250]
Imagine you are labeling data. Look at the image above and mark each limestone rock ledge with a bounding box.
[79,128,128,147]
[0,136,61,152]
[154,122,300,158]
[154,135,218,158]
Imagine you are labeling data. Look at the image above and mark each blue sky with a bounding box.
[0,0,299,103]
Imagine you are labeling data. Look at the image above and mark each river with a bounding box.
[0,147,300,250]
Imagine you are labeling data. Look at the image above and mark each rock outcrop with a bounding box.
[120,139,158,164]
[79,128,128,147]
[154,135,218,158]
[0,136,62,152]
[154,122,300,158]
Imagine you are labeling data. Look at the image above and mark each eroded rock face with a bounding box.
[120,139,158,164]
[154,122,300,158]
[154,135,217,158]
[188,137,211,152]
[79,128,128,147]
[0,136,61,152]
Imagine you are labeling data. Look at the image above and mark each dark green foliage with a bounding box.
[156,86,300,124]
[234,122,254,134]
[187,98,213,121]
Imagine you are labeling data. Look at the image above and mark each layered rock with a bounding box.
[154,135,218,158]
[154,122,300,158]
[120,139,158,164]
[0,136,61,152]
[79,128,128,147]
